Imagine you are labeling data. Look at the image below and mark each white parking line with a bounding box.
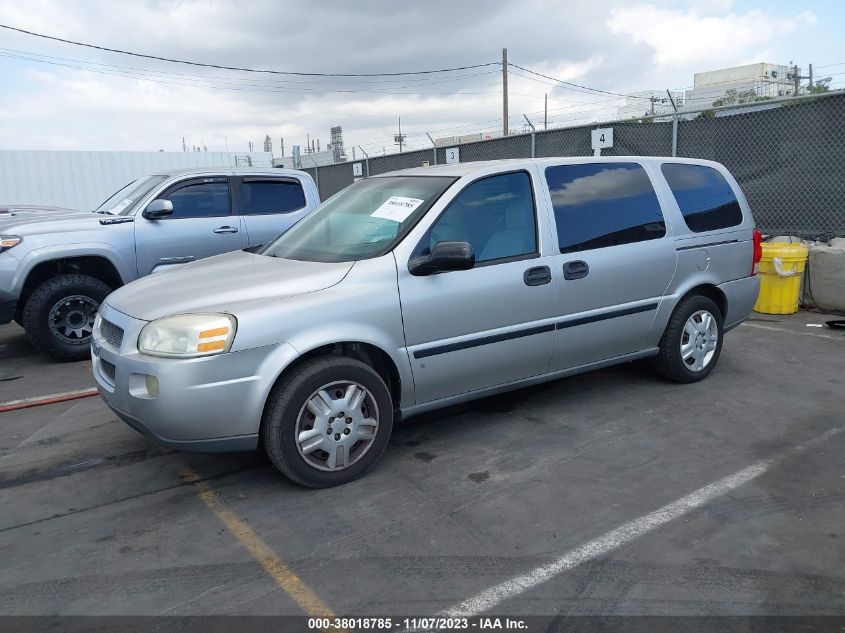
[742,322,845,342]
[440,427,843,617]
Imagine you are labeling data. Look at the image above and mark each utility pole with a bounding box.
[793,63,800,96]
[502,47,509,137]
[544,93,548,130]
[280,138,284,158]
[394,116,405,153]
[666,89,679,158]
[809,63,813,91]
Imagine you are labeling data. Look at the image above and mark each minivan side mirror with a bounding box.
[142,199,174,220]
[409,241,475,276]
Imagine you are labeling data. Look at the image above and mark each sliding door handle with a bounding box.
[213,225,239,234]
[563,260,589,280]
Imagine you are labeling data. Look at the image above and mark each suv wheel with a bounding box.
[22,274,112,361]
[654,294,723,383]
[262,357,394,488]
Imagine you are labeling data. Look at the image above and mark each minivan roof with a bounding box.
[376,156,725,179]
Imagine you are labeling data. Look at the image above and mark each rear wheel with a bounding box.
[262,357,394,488]
[22,274,112,361]
[654,295,723,383]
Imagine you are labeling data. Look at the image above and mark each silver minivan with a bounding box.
[93,157,761,487]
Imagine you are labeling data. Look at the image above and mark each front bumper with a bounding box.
[0,300,16,325]
[92,302,299,452]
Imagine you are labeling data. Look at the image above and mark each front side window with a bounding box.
[418,171,537,263]
[262,176,456,263]
[661,163,743,233]
[241,179,306,215]
[162,181,230,219]
[545,162,665,254]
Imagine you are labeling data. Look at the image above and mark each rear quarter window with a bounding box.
[545,162,666,254]
[661,163,743,233]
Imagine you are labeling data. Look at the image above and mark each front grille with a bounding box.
[100,318,124,348]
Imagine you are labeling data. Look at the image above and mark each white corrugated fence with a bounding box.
[0,150,273,211]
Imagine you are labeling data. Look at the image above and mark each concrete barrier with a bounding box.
[802,238,845,314]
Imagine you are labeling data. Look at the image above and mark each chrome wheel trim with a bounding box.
[48,295,99,345]
[294,380,380,472]
[680,309,719,372]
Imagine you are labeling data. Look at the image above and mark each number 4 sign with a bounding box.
[591,127,613,150]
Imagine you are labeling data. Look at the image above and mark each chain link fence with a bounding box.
[302,91,845,238]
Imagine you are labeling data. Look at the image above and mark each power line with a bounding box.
[0,46,495,87]
[508,62,653,101]
[0,49,504,96]
[0,23,498,77]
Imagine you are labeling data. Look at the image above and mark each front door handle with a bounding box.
[213,225,239,234]
[524,265,552,286]
[563,260,589,280]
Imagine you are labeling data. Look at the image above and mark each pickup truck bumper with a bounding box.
[0,300,16,325]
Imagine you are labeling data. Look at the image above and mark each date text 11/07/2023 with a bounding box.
[307,617,529,630]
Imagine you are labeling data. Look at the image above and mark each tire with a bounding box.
[262,356,394,488]
[22,274,112,361]
[654,294,724,384]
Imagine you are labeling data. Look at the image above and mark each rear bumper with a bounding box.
[719,275,761,332]
[0,300,16,325]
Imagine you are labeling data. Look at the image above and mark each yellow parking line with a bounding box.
[179,467,335,617]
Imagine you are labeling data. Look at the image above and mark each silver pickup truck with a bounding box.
[0,167,319,360]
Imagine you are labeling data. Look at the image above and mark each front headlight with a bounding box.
[138,313,237,358]
[0,235,22,253]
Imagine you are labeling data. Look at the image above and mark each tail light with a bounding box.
[751,228,762,275]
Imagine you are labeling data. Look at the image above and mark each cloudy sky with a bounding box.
[0,0,842,156]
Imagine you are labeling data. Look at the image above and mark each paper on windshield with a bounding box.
[107,198,133,214]
[370,196,424,223]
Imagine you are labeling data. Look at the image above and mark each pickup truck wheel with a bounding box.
[654,295,723,383]
[262,357,393,488]
[22,274,112,361]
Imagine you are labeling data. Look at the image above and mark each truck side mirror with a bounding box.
[142,199,174,220]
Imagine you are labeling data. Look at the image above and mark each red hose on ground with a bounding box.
[0,388,99,413]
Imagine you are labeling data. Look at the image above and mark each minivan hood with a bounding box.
[105,250,353,321]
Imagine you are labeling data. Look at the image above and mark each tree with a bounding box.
[809,77,832,94]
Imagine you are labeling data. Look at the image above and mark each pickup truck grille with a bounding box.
[100,318,124,348]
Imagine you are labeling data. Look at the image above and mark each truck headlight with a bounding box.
[0,236,22,253]
[138,313,236,358]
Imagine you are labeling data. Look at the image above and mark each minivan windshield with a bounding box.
[94,175,168,215]
[262,176,456,262]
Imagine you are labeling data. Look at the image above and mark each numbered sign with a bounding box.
[591,128,613,150]
[445,147,460,164]
[352,162,363,177]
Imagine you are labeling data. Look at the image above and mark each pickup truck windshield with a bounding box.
[94,175,168,215]
[262,176,456,263]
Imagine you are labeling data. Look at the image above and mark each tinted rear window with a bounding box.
[545,162,666,254]
[241,179,306,215]
[661,163,743,233]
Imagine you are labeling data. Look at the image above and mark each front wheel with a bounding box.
[262,357,394,488]
[654,295,723,383]
[21,274,112,361]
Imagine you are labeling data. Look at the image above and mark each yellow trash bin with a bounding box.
[754,242,809,314]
